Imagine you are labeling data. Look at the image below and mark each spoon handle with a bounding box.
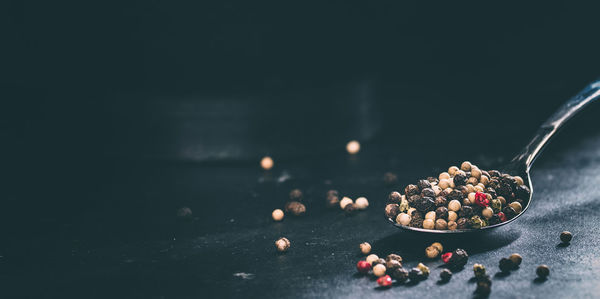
[512,79,600,170]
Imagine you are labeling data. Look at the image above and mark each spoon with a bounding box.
[389,78,600,233]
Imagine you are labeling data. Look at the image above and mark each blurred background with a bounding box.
[3,2,600,296]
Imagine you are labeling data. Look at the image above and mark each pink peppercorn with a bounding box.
[442,252,453,263]
[377,275,393,287]
[498,212,507,222]
[356,260,372,274]
[475,192,489,207]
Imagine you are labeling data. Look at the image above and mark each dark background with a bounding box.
[3,1,600,298]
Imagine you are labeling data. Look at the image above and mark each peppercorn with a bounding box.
[399,198,409,212]
[289,189,303,201]
[482,207,494,219]
[435,219,448,230]
[272,209,284,221]
[461,161,472,171]
[475,279,491,295]
[421,187,436,198]
[499,257,513,272]
[432,186,442,196]
[536,265,550,279]
[516,184,531,200]
[396,213,411,226]
[384,204,400,219]
[405,184,420,196]
[275,237,290,252]
[340,197,353,210]
[480,175,490,186]
[415,196,435,213]
[391,267,409,283]
[502,206,517,219]
[426,246,439,259]
[430,242,442,252]
[509,201,522,214]
[326,190,340,208]
[356,260,372,274]
[457,185,469,196]
[386,254,403,263]
[474,192,489,208]
[447,190,463,202]
[407,194,421,205]
[344,203,356,215]
[447,221,457,230]
[448,211,458,222]
[427,176,439,184]
[408,208,418,217]
[285,201,306,216]
[459,206,474,218]
[441,252,453,263]
[425,211,436,220]
[490,199,502,213]
[355,197,369,210]
[435,196,448,207]
[346,140,360,154]
[422,218,435,229]
[410,215,424,228]
[448,249,468,269]
[488,170,501,177]
[456,217,469,229]
[509,253,522,268]
[388,191,402,204]
[366,254,379,265]
[453,172,467,186]
[467,177,478,185]
[439,269,452,282]
[466,184,475,193]
[408,268,424,281]
[417,179,432,190]
[474,185,484,193]
[377,275,392,287]
[435,206,449,220]
[448,166,459,176]
[445,200,459,212]
[497,212,507,222]
[260,156,274,170]
[560,231,573,243]
[383,172,398,186]
[497,196,506,206]
[473,263,486,278]
[373,264,387,277]
[469,215,486,229]
[417,263,430,278]
[373,258,386,267]
[438,179,450,189]
[386,259,402,271]
[360,242,371,255]
[488,214,501,225]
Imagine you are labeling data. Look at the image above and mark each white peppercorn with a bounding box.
[480,175,490,186]
[471,167,482,179]
[467,177,478,185]
[423,219,435,229]
[448,221,457,230]
[448,166,459,176]
[482,207,493,219]
[448,211,458,222]
[260,156,274,170]
[340,197,353,209]
[509,202,522,214]
[438,179,450,189]
[396,213,411,226]
[366,254,379,265]
[435,219,448,230]
[461,161,472,171]
[466,184,475,193]
[432,185,442,196]
[514,176,524,186]
[346,140,360,154]
[355,197,369,210]
[448,200,461,212]
[373,264,387,277]
[439,172,450,180]
[272,209,284,221]
[275,237,290,252]
[425,211,436,220]
[360,242,372,255]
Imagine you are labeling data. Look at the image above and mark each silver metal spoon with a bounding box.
[388,78,600,233]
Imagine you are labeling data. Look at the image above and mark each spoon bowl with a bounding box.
[388,79,600,233]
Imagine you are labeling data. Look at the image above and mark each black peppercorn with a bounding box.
[405,184,420,196]
[427,177,439,184]
[391,267,409,283]
[509,253,522,268]
[408,268,423,281]
[388,191,402,204]
[414,196,435,212]
[434,196,448,207]
[439,269,452,282]
[502,206,517,219]
[536,265,550,279]
[285,201,306,216]
[436,206,449,220]
[457,185,469,196]
[289,189,303,201]
[386,254,403,263]
[448,249,469,269]
[488,170,501,178]
[456,217,469,229]
[421,188,436,198]
[459,206,474,218]
[447,190,463,202]
[499,257,513,272]
[326,190,340,208]
[386,259,402,271]
[488,214,501,225]
[486,187,497,198]
[344,203,356,215]
[475,280,491,295]
[409,216,424,228]
[515,185,531,200]
[560,231,573,243]
[408,194,421,205]
[453,172,467,186]
[385,204,400,219]
[417,179,432,190]
[383,172,398,186]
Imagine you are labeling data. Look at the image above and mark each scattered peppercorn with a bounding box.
[426,246,439,259]
[385,204,400,219]
[289,189,303,201]
[373,258,386,267]
[373,264,387,277]
[447,249,468,269]
[388,191,402,204]
[285,201,306,216]
[417,263,430,278]
[377,275,393,287]
[344,203,357,215]
[536,265,550,279]
[340,197,353,210]
[271,209,284,221]
[326,190,340,208]
[360,242,371,255]
[509,253,522,268]
[346,140,360,154]
[386,259,402,271]
[275,237,290,252]
[260,156,274,170]
[473,263,486,278]
[356,260,371,274]
[499,257,513,272]
[439,269,453,282]
[560,231,573,243]
[355,197,369,210]
[391,267,409,283]
[408,268,424,281]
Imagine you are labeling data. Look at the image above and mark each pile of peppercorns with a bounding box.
[385,161,530,230]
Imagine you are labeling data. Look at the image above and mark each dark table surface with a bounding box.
[3,81,600,298]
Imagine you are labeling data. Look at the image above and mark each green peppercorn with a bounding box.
[399,198,409,213]
[499,257,513,272]
[469,215,486,229]
[560,231,573,243]
[473,263,486,278]
[509,253,522,268]
[439,269,452,282]
[417,263,430,278]
[536,265,550,279]
[491,198,502,213]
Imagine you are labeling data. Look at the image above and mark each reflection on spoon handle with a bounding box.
[512,78,600,170]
